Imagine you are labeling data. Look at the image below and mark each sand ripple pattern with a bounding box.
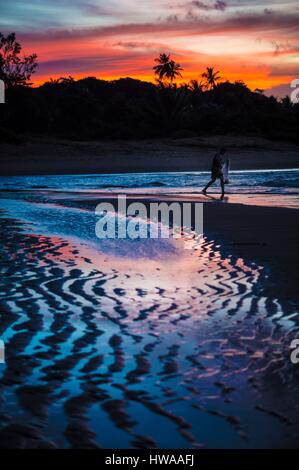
[0,217,299,449]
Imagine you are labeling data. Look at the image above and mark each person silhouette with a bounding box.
[202,148,229,199]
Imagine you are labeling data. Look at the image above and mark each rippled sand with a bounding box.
[0,192,298,448]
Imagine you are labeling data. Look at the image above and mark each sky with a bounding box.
[1,0,299,95]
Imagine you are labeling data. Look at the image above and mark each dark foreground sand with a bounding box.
[1,134,299,175]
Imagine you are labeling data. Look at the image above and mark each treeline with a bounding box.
[1,33,298,143]
[1,76,299,143]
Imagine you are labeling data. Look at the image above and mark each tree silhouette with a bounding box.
[187,79,204,108]
[45,76,75,87]
[0,32,38,87]
[153,53,183,85]
[47,78,61,85]
[1,42,298,143]
[201,67,221,90]
[188,79,203,93]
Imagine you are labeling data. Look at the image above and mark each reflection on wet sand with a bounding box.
[0,204,298,449]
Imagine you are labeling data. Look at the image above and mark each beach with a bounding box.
[2,0,299,457]
[0,170,298,448]
[1,135,299,175]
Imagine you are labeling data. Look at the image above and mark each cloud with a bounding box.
[114,40,168,51]
[264,82,292,98]
[5,0,297,90]
[190,1,227,11]
[18,11,299,43]
[271,40,291,55]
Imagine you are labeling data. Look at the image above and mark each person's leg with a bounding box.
[220,176,225,198]
[202,178,216,194]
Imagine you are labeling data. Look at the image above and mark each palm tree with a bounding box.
[201,67,221,90]
[153,53,183,85]
[47,77,60,85]
[45,76,75,86]
[188,79,203,108]
[145,85,189,133]
[188,79,203,93]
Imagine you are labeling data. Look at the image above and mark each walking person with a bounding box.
[202,148,229,199]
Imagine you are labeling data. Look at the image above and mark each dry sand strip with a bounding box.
[1,135,299,175]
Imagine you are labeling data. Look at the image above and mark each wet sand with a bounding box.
[41,190,298,299]
[0,191,298,449]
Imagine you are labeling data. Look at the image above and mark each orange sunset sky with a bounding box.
[1,0,299,96]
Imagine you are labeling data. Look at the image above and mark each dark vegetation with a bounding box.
[1,33,298,143]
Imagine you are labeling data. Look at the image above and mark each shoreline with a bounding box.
[2,188,296,300]
[57,195,299,302]
[1,135,299,175]
[1,188,298,210]
[0,186,298,305]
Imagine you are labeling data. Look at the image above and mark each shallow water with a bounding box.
[1,169,299,194]
[0,183,298,449]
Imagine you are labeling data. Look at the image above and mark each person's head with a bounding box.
[220,147,227,155]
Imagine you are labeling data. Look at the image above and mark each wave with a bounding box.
[260,178,299,188]
[98,181,168,189]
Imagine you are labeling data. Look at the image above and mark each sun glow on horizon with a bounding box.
[1,0,299,96]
